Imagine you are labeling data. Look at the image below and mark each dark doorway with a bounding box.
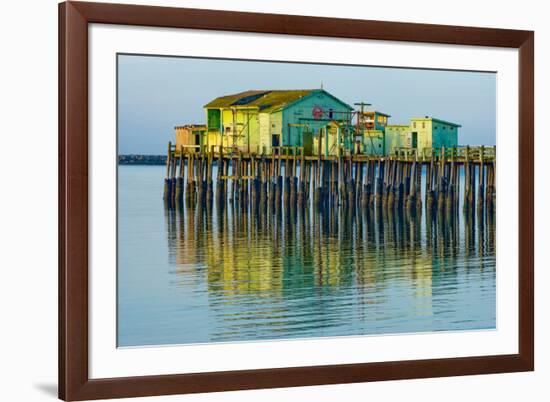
[272,134,280,154]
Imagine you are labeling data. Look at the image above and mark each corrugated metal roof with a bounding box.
[204,89,317,112]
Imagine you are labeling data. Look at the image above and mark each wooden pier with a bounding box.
[163,143,496,217]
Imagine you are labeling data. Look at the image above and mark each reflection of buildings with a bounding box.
[167,206,285,296]
[163,203,494,340]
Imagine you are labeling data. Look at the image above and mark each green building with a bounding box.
[363,130,385,155]
[384,125,411,155]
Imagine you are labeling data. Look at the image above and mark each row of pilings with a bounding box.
[163,144,496,218]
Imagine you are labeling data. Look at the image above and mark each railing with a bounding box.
[175,145,200,154]
[391,146,496,161]
[169,141,495,161]
[271,146,305,157]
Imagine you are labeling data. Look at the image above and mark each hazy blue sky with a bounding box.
[118,54,496,154]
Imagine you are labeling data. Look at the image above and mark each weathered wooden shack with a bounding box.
[175,125,207,152]
[204,89,353,155]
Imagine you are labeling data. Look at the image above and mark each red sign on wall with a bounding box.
[312,106,324,119]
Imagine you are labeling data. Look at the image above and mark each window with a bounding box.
[422,122,425,129]
[413,122,417,128]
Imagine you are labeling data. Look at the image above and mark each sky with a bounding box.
[118,54,496,155]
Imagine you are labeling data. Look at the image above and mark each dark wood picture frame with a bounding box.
[59,1,534,400]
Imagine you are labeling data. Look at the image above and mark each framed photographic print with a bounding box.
[59,1,534,400]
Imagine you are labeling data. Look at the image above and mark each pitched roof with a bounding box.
[204,89,352,113]
[411,117,461,127]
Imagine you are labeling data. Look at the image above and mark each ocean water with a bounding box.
[117,165,496,347]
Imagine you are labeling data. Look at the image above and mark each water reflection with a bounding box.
[163,198,495,343]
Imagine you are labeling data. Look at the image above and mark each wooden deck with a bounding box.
[172,145,496,163]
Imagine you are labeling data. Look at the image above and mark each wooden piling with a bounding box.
[260,152,268,208]
[445,147,455,215]
[170,151,177,205]
[406,157,417,213]
[206,146,214,204]
[297,150,305,207]
[375,159,383,208]
[175,146,184,205]
[477,145,485,214]
[463,146,470,212]
[215,145,224,206]
[486,160,495,214]
[426,150,434,212]
[440,150,448,215]
[163,141,172,202]
[416,153,422,210]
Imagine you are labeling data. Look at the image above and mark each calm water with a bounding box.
[118,165,496,347]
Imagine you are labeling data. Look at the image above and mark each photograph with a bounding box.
[1,0,543,401]
[117,54,497,347]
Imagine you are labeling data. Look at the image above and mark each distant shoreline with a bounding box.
[118,155,166,165]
